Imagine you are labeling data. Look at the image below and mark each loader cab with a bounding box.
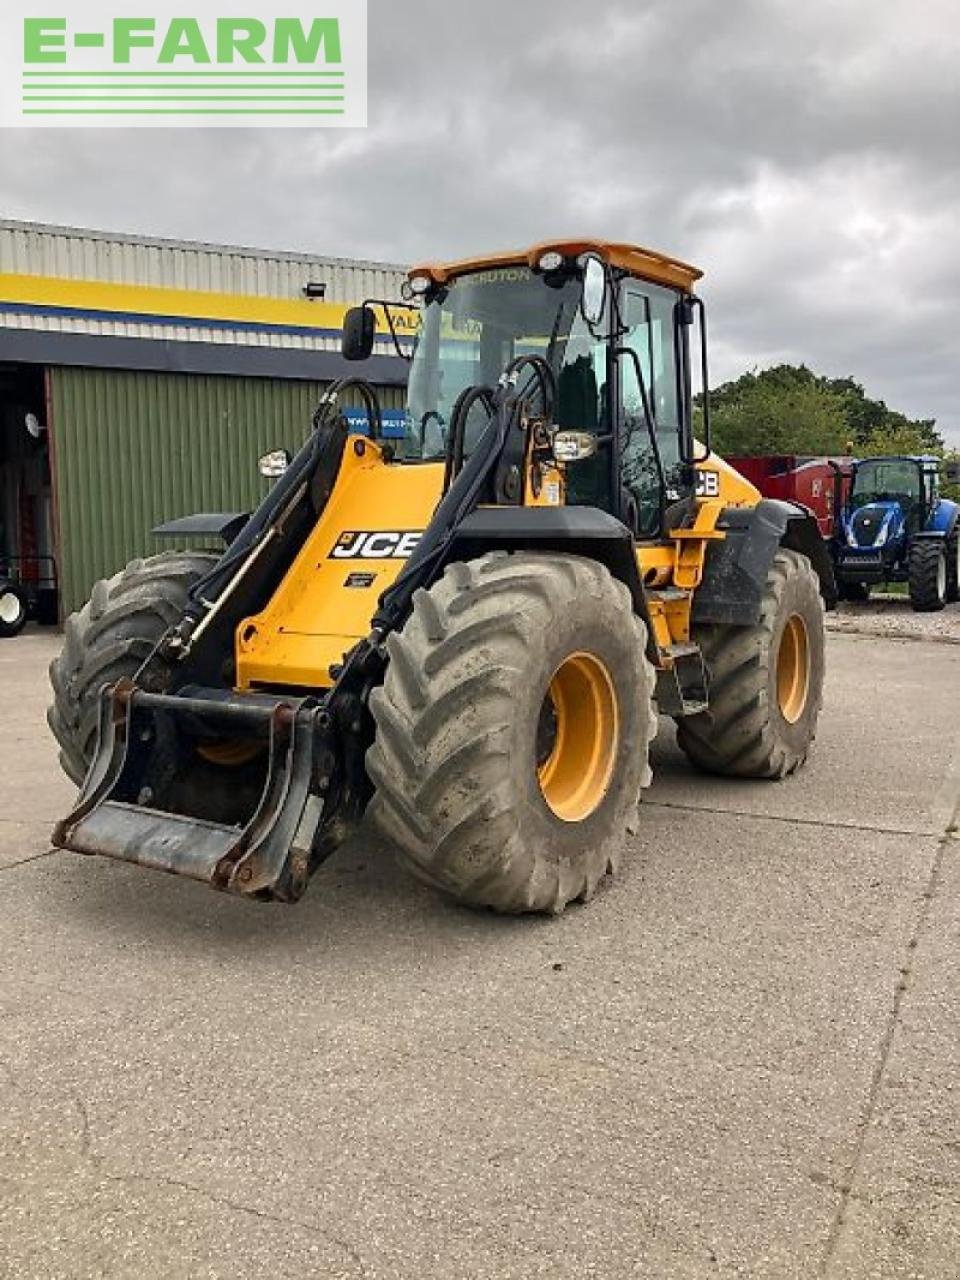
[375,244,703,540]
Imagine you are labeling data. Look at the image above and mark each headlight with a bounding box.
[258,449,291,479]
[405,274,432,298]
[552,431,598,462]
[537,251,565,273]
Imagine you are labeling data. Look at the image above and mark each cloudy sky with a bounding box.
[2,0,958,441]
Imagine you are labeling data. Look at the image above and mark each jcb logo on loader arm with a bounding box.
[330,531,423,560]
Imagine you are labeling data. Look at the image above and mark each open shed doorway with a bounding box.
[0,363,59,628]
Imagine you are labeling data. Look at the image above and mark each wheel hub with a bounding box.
[776,614,811,724]
[0,591,24,626]
[537,651,619,822]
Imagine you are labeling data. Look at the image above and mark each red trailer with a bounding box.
[726,455,855,538]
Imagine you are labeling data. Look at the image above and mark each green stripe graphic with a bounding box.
[23,96,345,102]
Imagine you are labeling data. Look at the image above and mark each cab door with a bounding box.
[617,280,693,537]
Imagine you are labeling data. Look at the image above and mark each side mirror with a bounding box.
[259,448,291,479]
[580,255,607,327]
[342,305,376,361]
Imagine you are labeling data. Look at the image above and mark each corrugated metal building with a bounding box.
[0,219,408,615]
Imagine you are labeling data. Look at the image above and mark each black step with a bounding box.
[664,642,701,660]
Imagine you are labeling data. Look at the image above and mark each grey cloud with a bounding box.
[0,0,957,439]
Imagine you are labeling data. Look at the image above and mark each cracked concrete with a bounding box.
[0,627,958,1279]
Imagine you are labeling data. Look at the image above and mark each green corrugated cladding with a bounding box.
[49,367,404,615]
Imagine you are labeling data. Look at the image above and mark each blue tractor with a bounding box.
[835,455,960,611]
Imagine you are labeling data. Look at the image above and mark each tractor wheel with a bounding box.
[48,551,218,785]
[0,581,29,638]
[838,581,871,603]
[945,525,960,604]
[366,552,657,915]
[907,540,947,613]
[676,549,825,779]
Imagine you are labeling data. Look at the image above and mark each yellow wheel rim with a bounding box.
[776,614,810,724]
[537,651,619,823]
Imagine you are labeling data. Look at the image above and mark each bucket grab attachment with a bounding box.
[52,680,331,902]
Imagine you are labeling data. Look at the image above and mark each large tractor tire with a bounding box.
[945,523,959,604]
[366,551,657,915]
[907,539,947,613]
[48,551,218,785]
[676,549,825,779]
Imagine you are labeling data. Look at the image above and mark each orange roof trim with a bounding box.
[409,238,703,293]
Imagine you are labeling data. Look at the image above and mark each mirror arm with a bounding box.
[362,298,417,363]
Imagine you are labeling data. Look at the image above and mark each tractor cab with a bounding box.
[842,456,939,554]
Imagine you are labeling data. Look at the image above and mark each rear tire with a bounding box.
[47,551,218,785]
[676,549,825,779]
[0,581,29,638]
[366,552,657,914]
[908,539,947,613]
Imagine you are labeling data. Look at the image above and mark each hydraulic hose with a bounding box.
[443,385,496,493]
[375,356,557,634]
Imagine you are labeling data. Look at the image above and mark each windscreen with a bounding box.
[850,460,921,509]
[401,266,603,461]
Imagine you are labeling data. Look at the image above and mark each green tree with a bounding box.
[701,365,848,456]
[699,363,945,458]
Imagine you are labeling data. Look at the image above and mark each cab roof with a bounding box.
[409,238,703,294]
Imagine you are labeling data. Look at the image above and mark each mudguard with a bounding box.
[153,513,249,545]
[445,506,657,659]
[693,499,837,626]
[448,506,647,609]
[924,498,960,537]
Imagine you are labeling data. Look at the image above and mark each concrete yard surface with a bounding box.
[0,629,958,1279]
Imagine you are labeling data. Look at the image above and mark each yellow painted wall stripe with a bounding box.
[0,271,414,335]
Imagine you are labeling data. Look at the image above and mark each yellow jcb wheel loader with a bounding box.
[49,239,836,914]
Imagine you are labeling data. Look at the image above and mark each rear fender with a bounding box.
[693,500,838,627]
[924,498,960,537]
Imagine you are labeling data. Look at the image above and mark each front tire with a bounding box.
[908,540,947,613]
[48,551,218,784]
[676,549,825,779]
[366,552,657,914]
